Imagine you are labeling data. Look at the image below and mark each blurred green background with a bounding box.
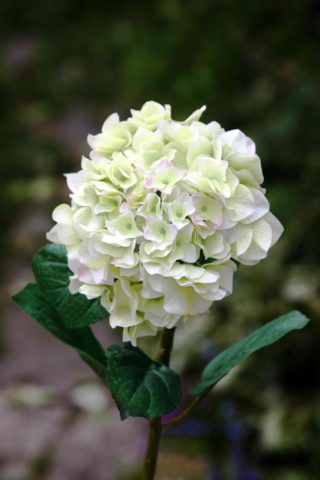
[1,1,319,479]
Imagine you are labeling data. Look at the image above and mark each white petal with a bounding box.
[252,219,273,251]
[264,212,284,246]
[52,204,73,224]
[234,228,253,256]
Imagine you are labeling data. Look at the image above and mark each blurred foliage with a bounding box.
[0,0,319,479]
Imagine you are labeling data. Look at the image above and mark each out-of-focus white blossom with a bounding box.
[47,101,283,343]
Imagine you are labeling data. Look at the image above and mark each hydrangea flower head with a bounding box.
[47,101,283,343]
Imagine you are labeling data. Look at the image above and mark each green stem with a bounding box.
[162,386,212,428]
[142,328,175,480]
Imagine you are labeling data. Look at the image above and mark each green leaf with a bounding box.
[32,244,108,329]
[13,283,106,381]
[191,310,310,395]
[106,343,181,419]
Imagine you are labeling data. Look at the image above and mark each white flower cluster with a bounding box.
[47,101,283,343]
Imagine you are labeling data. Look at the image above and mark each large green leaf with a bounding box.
[13,283,106,380]
[32,244,107,329]
[192,311,310,395]
[106,343,181,419]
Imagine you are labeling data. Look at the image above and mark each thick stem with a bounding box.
[156,327,176,366]
[142,328,175,480]
[142,417,162,480]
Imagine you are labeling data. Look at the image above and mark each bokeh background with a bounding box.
[1,1,319,479]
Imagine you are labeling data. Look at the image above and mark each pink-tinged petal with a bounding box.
[246,136,256,155]
[90,150,106,161]
[143,225,153,241]
[191,213,207,226]
[120,203,130,213]
[144,177,154,188]
[213,219,223,229]
[158,158,172,168]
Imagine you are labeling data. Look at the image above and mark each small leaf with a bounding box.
[191,310,310,395]
[13,283,106,380]
[32,244,107,329]
[106,343,181,419]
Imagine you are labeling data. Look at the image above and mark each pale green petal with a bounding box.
[181,105,206,125]
[165,191,195,229]
[107,211,142,239]
[192,194,224,225]
[137,192,162,218]
[108,153,137,189]
[109,279,140,328]
[88,121,131,155]
[144,218,177,250]
[145,159,185,194]
[47,102,283,342]
[123,321,158,346]
[129,101,171,131]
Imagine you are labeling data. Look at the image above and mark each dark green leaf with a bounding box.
[13,283,106,380]
[32,244,108,329]
[106,343,181,419]
[191,310,310,395]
